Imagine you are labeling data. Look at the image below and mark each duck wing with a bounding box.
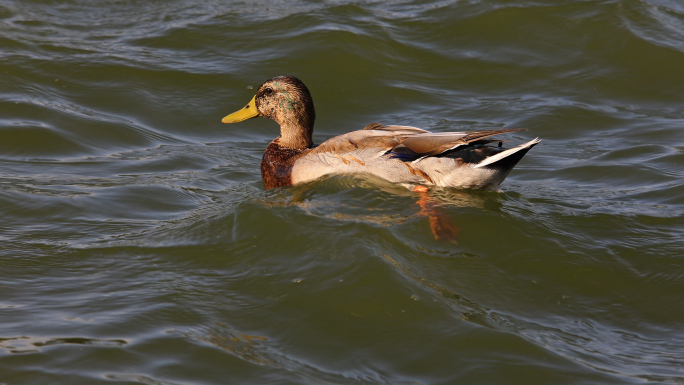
[395,128,526,156]
[362,123,429,134]
[310,126,525,158]
[309,125,427,156]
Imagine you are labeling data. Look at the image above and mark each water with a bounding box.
[1,0,684,384]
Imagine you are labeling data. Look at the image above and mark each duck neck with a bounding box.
[277,122,314,150]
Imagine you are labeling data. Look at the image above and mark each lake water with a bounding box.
[1,0,683,384]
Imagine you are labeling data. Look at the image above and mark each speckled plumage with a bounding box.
[222,76,540,190]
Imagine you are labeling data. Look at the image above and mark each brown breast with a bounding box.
[260,139,310,189]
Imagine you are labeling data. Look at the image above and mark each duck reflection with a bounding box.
[262,174,505,245]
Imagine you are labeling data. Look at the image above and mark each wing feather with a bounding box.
[309,127,527,158]
[396,128,526,156]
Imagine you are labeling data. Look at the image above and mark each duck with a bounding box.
[221,76,540,191]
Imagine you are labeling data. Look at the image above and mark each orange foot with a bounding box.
[414,186,460,244]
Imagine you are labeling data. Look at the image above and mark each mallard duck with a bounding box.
[221,76,540,191]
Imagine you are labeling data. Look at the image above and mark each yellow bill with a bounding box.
[222,95,261,123]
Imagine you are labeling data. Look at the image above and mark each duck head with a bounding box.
[222,76,315,149]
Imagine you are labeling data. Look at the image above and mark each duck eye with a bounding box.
[263,88,273,96]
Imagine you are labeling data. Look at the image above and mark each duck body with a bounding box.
[223,76,540,191]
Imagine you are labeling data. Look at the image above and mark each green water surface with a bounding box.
[1,0,683,384]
